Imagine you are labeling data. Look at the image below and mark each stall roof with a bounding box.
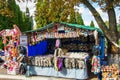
[26,22,104,36]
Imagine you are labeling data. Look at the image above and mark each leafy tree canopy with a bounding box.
[90,21,95,27]
[35,0,85,28]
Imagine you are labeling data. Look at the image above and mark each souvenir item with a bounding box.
[77,59,86,69]
[35,57,39,66]
[102,64,120,79]
[91,55,101,74]
[55,39,60,48]
[54,48,64,57]
[71,58,75,68]
[64,58,69,68]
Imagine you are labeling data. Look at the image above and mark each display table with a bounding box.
[26,53,89,79]
[27,66,88,79]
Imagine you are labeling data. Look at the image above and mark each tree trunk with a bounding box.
[81,0,120,65]
[107,40,120,65]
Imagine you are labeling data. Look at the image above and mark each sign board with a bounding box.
[20,36,27,45]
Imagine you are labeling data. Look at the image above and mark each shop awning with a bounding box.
[25,22,104,36]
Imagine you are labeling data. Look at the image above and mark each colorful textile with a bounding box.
[54,48,64,57]
[13,25,22,35]
[54,57,63,71]
[91,55,101,74]
[12,47,17,57]
[28,40,47,56]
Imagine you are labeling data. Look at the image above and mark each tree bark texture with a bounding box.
[82,0,119,43]
[81,0,120,64]
[106,0,118,42]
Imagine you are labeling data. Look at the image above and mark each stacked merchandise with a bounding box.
[101,64,120,80]
[54,48,89,71]
[26,22,104,79]
[7,61,19,75]
[0,25,27,75]
[27,55,54,67]
[65,52,88,59]
[27,52,89,70]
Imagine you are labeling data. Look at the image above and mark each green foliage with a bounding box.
[0,38,3,49]
[0,0,33,49]
[35,0,85,28]
[90,0,120,12]
[7,0,33,32]
[0,0,14,17]
[117,24,120,31]
[0,0,33,31]
[90,21,95,27]
[76,12,84,25]
[68,12,84,25]
[104,21,109,28]
[68,11,76,24]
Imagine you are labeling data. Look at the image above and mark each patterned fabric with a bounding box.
[54,57,63,71]
[28,40,47,56]
[91,55,101,74]
[54,48,64,57]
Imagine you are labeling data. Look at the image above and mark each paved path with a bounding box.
[0,68,98,80]
[0,68,76,80]
[0,74,76,80]
[0,73,98,80]
[0,79,18,80]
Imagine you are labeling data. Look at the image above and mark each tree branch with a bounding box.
[118,32,120,37]
[106,0,118,42]
[81,0,115,41]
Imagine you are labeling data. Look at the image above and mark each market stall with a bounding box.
[25,22,105,79]
[0,25,27,75]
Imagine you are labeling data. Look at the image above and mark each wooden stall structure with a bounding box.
[25,22,105,79]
